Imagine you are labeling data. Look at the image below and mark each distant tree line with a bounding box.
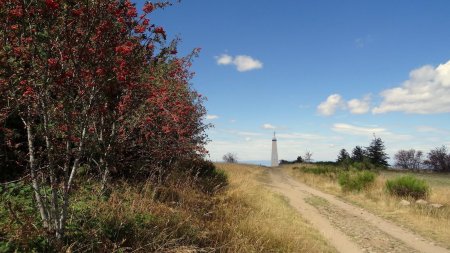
[336,136,389,169]
[394,146,450,172]
[280,156,304,165]
[334,135,450,172]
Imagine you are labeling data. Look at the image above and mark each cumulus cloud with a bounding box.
[347,95,371,114]
[317,94,345,116]
[262,123,276,130]
[318,94,372,115]
[373,60,450,114]
[215,54,263,72]
[205,114,219,120]
[216,54,233,65]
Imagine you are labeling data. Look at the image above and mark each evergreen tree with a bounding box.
[336,149,350,164]
[366,136,389,167]
[351,146,366,162]
[296,156,304,163]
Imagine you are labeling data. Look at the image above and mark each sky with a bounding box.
[140,0,450,164]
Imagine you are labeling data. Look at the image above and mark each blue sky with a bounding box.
[143,0,450,163]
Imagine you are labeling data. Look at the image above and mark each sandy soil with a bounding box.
[265,168,450,253]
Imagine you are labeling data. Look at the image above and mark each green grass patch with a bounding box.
[338,170,376,192]
[385,175,430,199]
[300,166,339,175]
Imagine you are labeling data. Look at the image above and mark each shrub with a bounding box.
[301,166,338,175]
[385,175,430,199]
[172,159,228,194]
[338,170,376,192]
[351,158,377,170]
[223,153,238,163]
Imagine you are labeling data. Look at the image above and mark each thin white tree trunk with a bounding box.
[24,118,49,228]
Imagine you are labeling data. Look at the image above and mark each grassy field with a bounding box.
[286,164,450,248]
[1,163,337,252]
[216,163,337,253]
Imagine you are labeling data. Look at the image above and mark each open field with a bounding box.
[285,164,450,249]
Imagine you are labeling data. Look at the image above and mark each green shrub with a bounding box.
[338,170,376,192]
[351,159,377,170]
[301,166,338,175]
[385,175,430,199]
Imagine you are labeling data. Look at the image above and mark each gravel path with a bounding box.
[266,168,449,253]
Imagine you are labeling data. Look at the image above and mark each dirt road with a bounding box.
[265,168,450,253]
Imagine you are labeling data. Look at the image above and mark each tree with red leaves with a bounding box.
[0,0,208,238]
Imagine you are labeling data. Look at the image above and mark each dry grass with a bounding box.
[216,163,337,253]
[1,163,338,252]
[286,164,450,248]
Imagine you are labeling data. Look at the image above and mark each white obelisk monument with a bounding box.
[271,132,278,167]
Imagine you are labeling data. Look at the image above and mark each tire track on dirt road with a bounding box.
[265,168,449,253]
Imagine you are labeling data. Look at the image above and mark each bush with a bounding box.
[223,153,238,163]
[351,158,377,170]
[174,159,228,194]
[385,175,430,199]
[338,170,376,192]
[301,166,338,175]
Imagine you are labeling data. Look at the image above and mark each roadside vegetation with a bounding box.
[279,134,450,248]
[287,164,450,248]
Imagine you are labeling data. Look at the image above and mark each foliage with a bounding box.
[394,149,423,170]
[175,158,228,194]
[351,146,366,162]
[304,151,313,163]
[223,152,238,163]
[385,175,430,199]
[0,172,229,252]
[280,156,304,165]
[336,149,350,164]
[301,166,339,176]
[366,136,389,167]
[1,0,208,239]
[0,113,27,182]
[338,170,376,192]
[351,157,377,171]
[425,146,450,172]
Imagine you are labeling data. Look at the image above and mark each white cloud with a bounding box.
[332,123,386,136]
[237,131,263,136]
[262,123,276,130]
[416,126,449,135]
[317,94,345,116]
[373,60,450,114]
[216,54,263,72]
[233,55,263,72]
[216,54,233,65]
[206,114,219,120]
[347,95,371,114]
[332,123,412,141]
[277,133,328,140]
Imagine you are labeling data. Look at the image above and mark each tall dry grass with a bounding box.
[216,163,337,253]
[286,164,450,248]
[1,163,338,252]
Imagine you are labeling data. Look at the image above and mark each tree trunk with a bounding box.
[24,118,50,228]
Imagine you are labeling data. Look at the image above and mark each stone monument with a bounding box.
[271,132,278,167]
